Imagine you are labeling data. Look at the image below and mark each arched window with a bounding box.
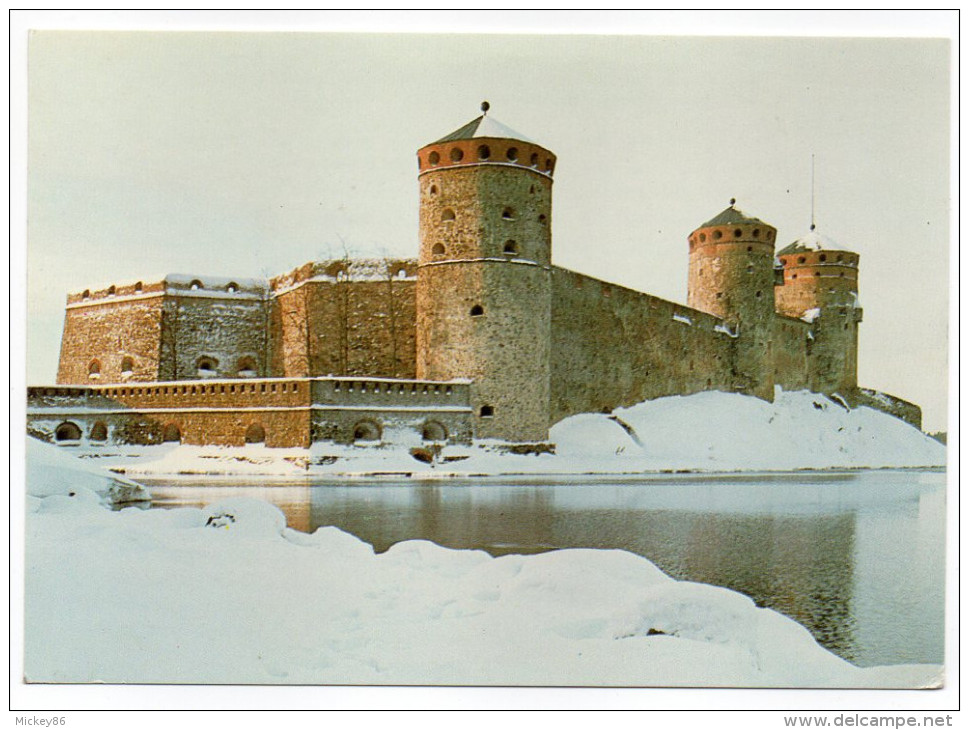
[88,360,101,379]
[477,144,490,160]
[189,279,202,290]
[352,420,381,443]
[237,357,258,376]
[538,214,547,226]
[428,151,440,165]
[89,421,108,442]
[479,405,495,418]
[196,356,218,377]
[502,207,516,220]
[506,147,518,161]
[226,282,239,293]
[107,285,116,297]
[82,289,91,300]
[55,422,82,442]
[134,281,143,293]
[734,229,743,238]
[441,209,455,222]
[530,152,539,167]
[449,147,464,162]
[429,184,438,195]
[245,424,266,444]
[422,421,448,442]
[162,423,181,443]
[120,357,134,375]
[397,269,407,279]
[432,243,446,256]
[503,240,519,255]
[470,304,484,317]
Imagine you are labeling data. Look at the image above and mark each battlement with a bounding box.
[67,274,268,308]
[270,258,418,295]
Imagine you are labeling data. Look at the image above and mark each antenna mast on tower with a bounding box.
[810,154,816,231]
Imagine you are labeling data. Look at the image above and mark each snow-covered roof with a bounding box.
[777,230,854,256]
[699,205,766,228]
[165,273,269,291]
[433,114,535,144]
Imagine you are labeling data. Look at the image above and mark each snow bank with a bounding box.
[24,490,939,687]
[26,437,150,507]
[69,389,945,478]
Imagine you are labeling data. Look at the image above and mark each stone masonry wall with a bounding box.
[772,314,812,391]
[270,259,417,380]
[57,281,166,384]
[549,267,737,425]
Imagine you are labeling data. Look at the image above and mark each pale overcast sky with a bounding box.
[20,13,953,431]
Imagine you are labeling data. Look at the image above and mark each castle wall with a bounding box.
[549,267,736,425]
[772,315,811,391]
[57,281,166,384]
[270,260,417,380]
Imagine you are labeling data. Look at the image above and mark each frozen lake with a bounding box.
[139,469,946,668]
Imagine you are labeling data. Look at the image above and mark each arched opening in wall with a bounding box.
[747,265,754,273]
[814,271,821,277]
[755,291,762,298]
[422,421,448,442]
[352,421,381,444]
[120,357,134,376]
[713,230,723,240]
[503,240,519,255]
[245,424,266,444]
[477,144,490,160]
[767,231,774,241]
[706,379,712,388]
[819,254,827,262]
[226,281,239,293]
[753,229,760,238]
[836,255,844,262]
[479,405,495,418]
[237,357,258,377]
[449,147,464,162]
[545,158,554,173]
[54,422,82,442]
[470,304,484,317]
[82,289,90,300]
[429,184,438,196]
[134,281,143,293]
[529,152,539,167]
[88,360,101,379]
[428,151,440,165]
[538,214,548,226]
[432,243,446,256]
[162,423,181,443]
[502,207,516,220]
[507,147,519,162]
[196,356,218,377]
[734,229,743,238]
[397,269,407,279]
[190,279,202,290]
[89,421,108,442]
[797,256,806,264]
[746,246,753,252]
[107,285,116,297]
[699,233,706,243]
[441,209,455,222]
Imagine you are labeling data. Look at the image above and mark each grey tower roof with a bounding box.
[777,230,852,256]
[433,114,535,144]
[699,205,768,228]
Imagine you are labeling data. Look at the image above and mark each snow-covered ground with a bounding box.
[24,438,941,687]
[68,389,946,478]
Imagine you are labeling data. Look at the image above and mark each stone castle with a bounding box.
[30,105,922,449]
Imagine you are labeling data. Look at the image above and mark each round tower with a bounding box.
[415,103,554,442]
[687,202,778,400]
[774,228,862,395]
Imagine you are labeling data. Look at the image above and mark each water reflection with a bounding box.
[142,470,945,667]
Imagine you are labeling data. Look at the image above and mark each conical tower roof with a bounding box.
[699,204,767,228]
[777,229,852,256]
[433,113,535,144]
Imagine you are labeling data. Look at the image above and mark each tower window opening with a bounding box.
[797,256,806,264]
[716,292,723,299]
[441,208,455,222]
[449,147,464,162]
[545,158,553,172]
[428,151,440,165]
[819,254,827,262]
[837,254,844,262]
[507,147,519,162]
[753,229,760,238]
[780,258,787,266]
[530,152,539,167]
[699,233,706,243]
[528,184,535,194]
[503,240,519,255]
[747,265,754,274]
[477,144,490,160]
[429,184,438,195]
[792,274,798,280]
[755,290,762,298]
[502,207,516,220]
[470,304,484,317]
[815,271,821,277]
[432,243,446,256]
[746,246,753,252]
[479,405,495,418]
[713,230,723,240]
[839,272,845,278]
[538,214,547,225]
[734,229,743,238]
[767,231,774,241]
